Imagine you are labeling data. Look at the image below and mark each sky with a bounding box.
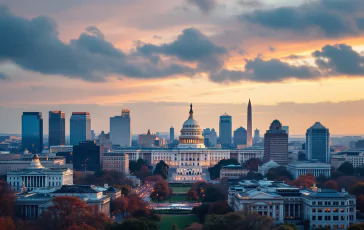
[1,0,364,136]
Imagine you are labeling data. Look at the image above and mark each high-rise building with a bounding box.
[254,129,260,143]
[22,112,43,153]
[170,126,175,142]
[247,99,253,147]
[110,109,131,147]
[49,111,65,148]
[98,131,112,151]
[306,122,330,163]
[234,127,247,146]
[138,129,157,148]
[73,140,102,172]
[282,126,289,137]
[219,113,232,147]
[263,120,288,165]
[70,112,91,146]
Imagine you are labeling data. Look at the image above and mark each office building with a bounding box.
[22,112,43,153]
[7,154,73,192]
[110,109,131,147]
[202,128,217,147]
[48,111,65,148]
[306,122,330,163]
[229,179,356,229]
[264,120,288,165]
[49,145,73,154]
[102,152,129,174]
[253,129,260,144]
[220,165,248,179]
[70,112,91,146]
[73,141,102,172]
[98,131,112,151]
[169,126,175,142]
[234,127,247,146]
[287,161,331,179]
[282,126,289,136]
[247,99,252,147]
[331,151,364,168]
[219,113,232,147]
[138,129,157,148]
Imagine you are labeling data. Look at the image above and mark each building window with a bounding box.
[318,216,322,220]
[333,216,339,221]
[318,208,322,213]
[312,216,316,220]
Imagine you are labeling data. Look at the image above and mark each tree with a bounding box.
[113,184,131,196]
[348,182,364,196]
[184,223,203,230]
[323,180,339,191]
[37,196,110,230]
[203,211,275,230]
[289,174,315,188]
[150,179,172,200]
[265,166,293,181]
[127,194,147,214]
[347,222,364,230]
[356,195,364,213]
[0,217,15,230]
[106,218,158,230]
[0,181,16,217]
[110,196,128,215]
[67,223,96,230]
[203,186,226,202]
[316,174,328,185]
[243,158,262,172]
[153,160,169,180]
[246,172,264,180]
[278,223,300,230]
[338,162,355,175]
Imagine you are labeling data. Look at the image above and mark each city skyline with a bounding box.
[1,0,364,136]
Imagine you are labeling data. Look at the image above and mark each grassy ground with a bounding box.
[170,186,191,193]
[152,194,192,203]
[159,215,198,230]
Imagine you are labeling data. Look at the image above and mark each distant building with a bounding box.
[263,120,288,165]
[350,139,364,149]
[91,130,96,140]
[253,129,260,144]
[98,131,112,151]
[258,160,280,175]
[110,109,131,147]
[282,126,289,136]
[138,129,157,148]
[7,154,73,192]
[220,164,248,179]
[219,113,232,147]
[236,147,264,164]
[48,111,65,148]
[73,141,102,172]
[331,151,364,168]
[234,127,247,146]
[287,161,331,179]
[102,152,129,174]
[155,137,167,147]
[202,128,218,147]
[70,112,91,146]
[22,112,43,153]
[49,145,73,154]
[306,122,330,163]
[169,126,175,142]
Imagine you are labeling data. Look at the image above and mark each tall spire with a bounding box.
[189,103,193,118]
[247,99,252,147]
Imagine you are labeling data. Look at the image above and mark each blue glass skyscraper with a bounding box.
[22,112,43,153]
[306,122,330,163]
[219,113,232,148]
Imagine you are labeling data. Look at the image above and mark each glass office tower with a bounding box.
[22,112,43,153]
[49,111,66,147]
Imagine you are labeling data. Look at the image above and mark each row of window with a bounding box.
[312,215,354,221]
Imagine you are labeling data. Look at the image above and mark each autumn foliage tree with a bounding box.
[323,180,339,191]
[288,174,316,188]
[150,179,172,200]
[37,196,110,230]
[0,180,16,217]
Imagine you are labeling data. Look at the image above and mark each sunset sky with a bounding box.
[1,0,364,136]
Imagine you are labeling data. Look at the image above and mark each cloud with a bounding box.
[0,5,195,81]
[312,44,364,75]
[210,57,321,83]
[237,0,263,8]
[0,72,9,80]
[186,0,217,13]
[137,27,227,72]
[241,0,364,38]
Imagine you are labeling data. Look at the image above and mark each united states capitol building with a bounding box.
[114,104,264,182]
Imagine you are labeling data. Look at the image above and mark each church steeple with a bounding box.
[189,103,193,118]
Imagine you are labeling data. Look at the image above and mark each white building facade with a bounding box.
[331,151,364,168]
[258,160,280,175]
[7,154,73,192]
[287,161,331,179]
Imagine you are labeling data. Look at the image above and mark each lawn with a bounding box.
[152,194,192,203]
[170,186,191,193]
[160,215,198,230]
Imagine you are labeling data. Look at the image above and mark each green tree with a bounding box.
[337,162,355,175]
[153,160,169,180]
[203,211,275,230]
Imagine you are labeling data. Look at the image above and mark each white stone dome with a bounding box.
[183,117,200,127]
[178,104,205,149]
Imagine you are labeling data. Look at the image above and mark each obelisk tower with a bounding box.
[247,99,252,147]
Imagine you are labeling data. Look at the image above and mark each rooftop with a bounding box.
[52,185,99,194]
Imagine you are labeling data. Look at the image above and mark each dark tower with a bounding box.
[247,99,252,147]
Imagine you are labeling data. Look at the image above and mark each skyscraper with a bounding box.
[219,113,232,147]
[170,126,175,142]
[70,112,91,146]
[282,126,289,136]
[254,128,260,143]
[263,120,288,165]
[22,112,43,153]
[49,111,65,147]
[234,127,247,146]
[247,99,252,147]
[73,140,102,172]
[306,122,330,163]
[110,109,131,147]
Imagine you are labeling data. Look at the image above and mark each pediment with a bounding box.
[23,171,46,175]
[250,192,277,199]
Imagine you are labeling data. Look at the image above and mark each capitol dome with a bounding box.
[178,104,205,148]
